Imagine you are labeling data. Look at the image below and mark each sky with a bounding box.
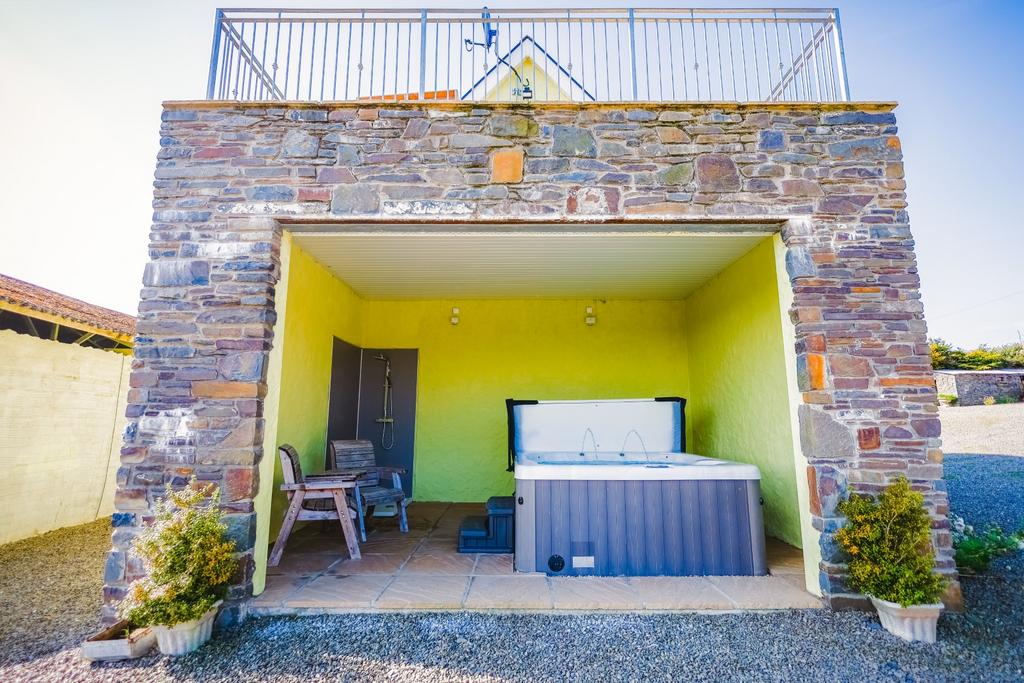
[0,0,1021,347]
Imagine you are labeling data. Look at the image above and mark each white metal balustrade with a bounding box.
[206,7,849,103]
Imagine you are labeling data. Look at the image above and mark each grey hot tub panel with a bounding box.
[516,477,767,577]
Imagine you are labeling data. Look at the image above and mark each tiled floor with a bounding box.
[249,502,821,614]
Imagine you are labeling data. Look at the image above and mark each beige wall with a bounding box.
[0,329,129,544]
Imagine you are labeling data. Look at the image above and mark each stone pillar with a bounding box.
[782,208,959,608]
[104,213,280,626]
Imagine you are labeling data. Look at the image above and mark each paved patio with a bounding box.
[250,502,820,614]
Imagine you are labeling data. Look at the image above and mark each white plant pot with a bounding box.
[81,620,156,661]
[869,596,943,643]
[152,601,222,656]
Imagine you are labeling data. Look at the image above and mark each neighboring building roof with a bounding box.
[934,369,1024,375]
[462,35,597,102]
[360,89,459,102]
[0,273,135,338]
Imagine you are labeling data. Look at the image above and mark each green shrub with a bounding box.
[937,394,958,406]
[930,338,1024,371]
[836,477,946,607]
[119,481,237,627]
[951,516,1024,573]
[995,395,1019,405]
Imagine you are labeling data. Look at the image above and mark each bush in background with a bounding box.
[930,339,1024,371]
[951,515,1024,573]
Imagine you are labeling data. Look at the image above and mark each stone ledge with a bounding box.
[163,99,900,113]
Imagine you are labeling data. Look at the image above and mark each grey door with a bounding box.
[326,337,362,467]
[357,348,418,497]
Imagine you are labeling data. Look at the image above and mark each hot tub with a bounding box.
[509,398,767,577]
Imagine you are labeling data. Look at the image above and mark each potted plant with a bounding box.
[81,621,156,661]
[118,480,237,656]
[836,476,947,643]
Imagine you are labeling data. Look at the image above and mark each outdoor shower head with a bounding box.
[373,353,389,362]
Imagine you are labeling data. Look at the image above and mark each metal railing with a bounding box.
[206,7,849,103]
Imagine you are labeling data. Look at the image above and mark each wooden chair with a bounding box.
[329,439,409,542]
[268,444,362,567]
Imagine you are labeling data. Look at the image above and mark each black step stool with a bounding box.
[457,496,514,553]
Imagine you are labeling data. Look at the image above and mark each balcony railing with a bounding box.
[206,7,849,104]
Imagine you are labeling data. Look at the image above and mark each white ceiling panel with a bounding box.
[291,230,770,300]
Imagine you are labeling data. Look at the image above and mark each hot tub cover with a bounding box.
[506,397,685,471]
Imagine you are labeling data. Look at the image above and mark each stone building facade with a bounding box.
[105,100,957,623]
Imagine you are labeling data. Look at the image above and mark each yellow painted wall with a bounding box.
[254,233,805,591]
[254,239,690,591]
[0,329,129,544]
[362,298,691,501]
[771,233,821,592]
[253,235,364,591]
[266,239,364,517]
[685,237,802,546]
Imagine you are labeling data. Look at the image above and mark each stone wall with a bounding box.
[107,100,957,622]
[935,370,1024,406]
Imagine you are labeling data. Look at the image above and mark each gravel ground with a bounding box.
[939,404,1024,455]
[2,583,1022,683]
[0,519,107,667]
[945,454,1024,533]
[1,457,1021,682]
